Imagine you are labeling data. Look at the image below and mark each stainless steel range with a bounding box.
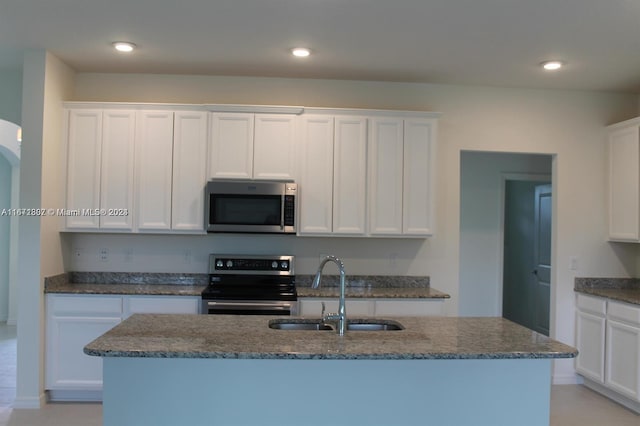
[201,254,298,315]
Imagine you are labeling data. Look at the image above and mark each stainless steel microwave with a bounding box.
[205,180,297,234]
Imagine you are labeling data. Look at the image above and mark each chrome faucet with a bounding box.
[312,255,347,336]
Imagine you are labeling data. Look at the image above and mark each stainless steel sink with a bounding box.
[347,321,404,331]
[268,320,333,331]
[268,318,404,331]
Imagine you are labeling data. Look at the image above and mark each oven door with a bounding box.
[202,300,298,315]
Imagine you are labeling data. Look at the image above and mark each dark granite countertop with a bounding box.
[45,272,449,300]
[84,313,577,360]
[574,277,640,306]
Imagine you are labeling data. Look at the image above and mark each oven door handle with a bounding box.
[206,301,294,310]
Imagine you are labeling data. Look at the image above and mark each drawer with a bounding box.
[607,300,640,326]
[123,296,200,318]
[47,294,122,316]
[576,294,606,316]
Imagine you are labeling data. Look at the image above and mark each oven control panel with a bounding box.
[209,255,294,275]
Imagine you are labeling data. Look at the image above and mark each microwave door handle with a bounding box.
[280,193,285,230]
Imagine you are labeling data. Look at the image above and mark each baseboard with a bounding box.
[12,392,46,409]
[552,373,582,385]
[47,389,102,402]
[583,378,640,414]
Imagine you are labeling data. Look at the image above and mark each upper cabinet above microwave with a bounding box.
[208,113,297,181]
[61,103,439,237]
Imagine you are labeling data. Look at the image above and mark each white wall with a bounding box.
[16,51,74,408]
[65,73,639,384]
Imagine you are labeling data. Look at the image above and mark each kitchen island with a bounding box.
[85,314,576,426]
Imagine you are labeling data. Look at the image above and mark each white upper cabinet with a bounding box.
[135,110,175,231]
[208,113,254,179]
[608,118,640,241]
[65,109,103,229]
[65,108,137,231]
[99,110,136,230]
[368,118,404,235]
[368,117,436,236]
[208,112,296,180]
[172,111,208,231]
[333,117,368,235]
[403,118,436,235]
[298,115,335,234]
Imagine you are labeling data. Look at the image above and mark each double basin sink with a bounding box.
[268,318,404,331]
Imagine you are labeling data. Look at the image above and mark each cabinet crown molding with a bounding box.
[61,102,441,118]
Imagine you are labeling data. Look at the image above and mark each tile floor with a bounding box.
[0,322,639,425]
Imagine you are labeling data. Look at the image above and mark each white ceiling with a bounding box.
[2,0,640,93]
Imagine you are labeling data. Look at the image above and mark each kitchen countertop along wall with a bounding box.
[574,277,640,305]
[44,272,450,299]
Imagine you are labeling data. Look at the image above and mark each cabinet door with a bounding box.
[253,114,297,180]
[65,109,102,229]
[45,295,122,391]
[575,310,606,383]
[606,319,640,400]
[608,125,640,241]
[298,115,334,234]
[403,119,436,235]
[99,110,136,230]
[374,299,444,316]
[333,117,367,235]
[136,110,175,231]
[209,113,254,179]
[368,118,404,235]
[172,111,208,231]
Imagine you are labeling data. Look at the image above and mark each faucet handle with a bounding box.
[320,301,326,319]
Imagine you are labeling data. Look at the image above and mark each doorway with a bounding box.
[0,119,20,408]
[502,179,551,335]
[459,151,553,325]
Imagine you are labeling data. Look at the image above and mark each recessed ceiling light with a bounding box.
[291,47,311,58]
[112,41,136,53]
[541,60,564,71]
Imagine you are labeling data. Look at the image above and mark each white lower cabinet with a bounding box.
[298,298,444,317]
[575,294,640,411]
[46,295,122,400]
[605,301,640,401]
[46,293,200,401]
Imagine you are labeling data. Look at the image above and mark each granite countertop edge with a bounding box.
[574,277,640,306]
[84,314,577,361]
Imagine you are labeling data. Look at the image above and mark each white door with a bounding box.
[253,114,297,180]
[606,319,640,400]
[208,113,254,179]
[333,117,367,235]
[136,110,174,231]
[368,118,404,235]
[608,125,640,241]
[99,110,135,230]
[65,109,102,229]
[298,115,334,234]
[403,119,436,235]
[172,111,208,231]
[575,310,606,383]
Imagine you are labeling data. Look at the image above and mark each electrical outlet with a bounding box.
[389,252,398,269]
[73,248,83,259]
[184,249,192,264]
[99,248,109,262]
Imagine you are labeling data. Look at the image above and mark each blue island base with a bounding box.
[103,357,552,426]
